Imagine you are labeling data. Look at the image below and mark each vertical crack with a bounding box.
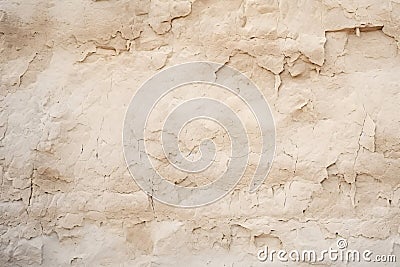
[28,166,35,208]
[354,106,367,170]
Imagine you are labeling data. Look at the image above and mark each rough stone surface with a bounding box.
[0,0,399,266]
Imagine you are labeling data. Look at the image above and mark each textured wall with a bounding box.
[1,0,400,266]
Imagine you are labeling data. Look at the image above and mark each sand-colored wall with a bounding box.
[0,0,399,266]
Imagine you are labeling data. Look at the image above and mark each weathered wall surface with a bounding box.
[0,0,400,266]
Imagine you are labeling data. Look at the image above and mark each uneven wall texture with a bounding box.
[1,0,400,266]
